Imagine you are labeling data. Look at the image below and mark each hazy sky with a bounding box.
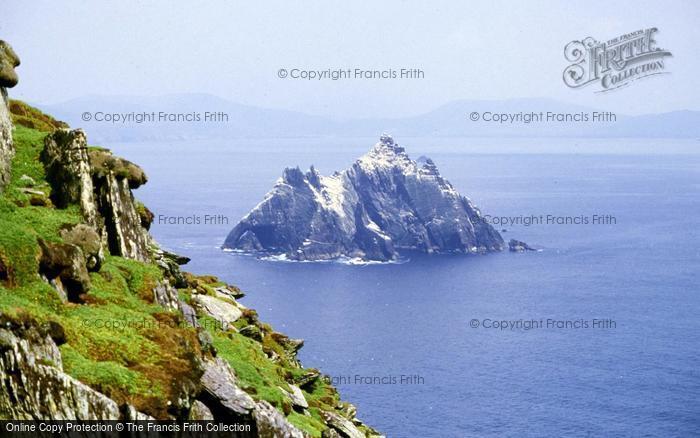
[2,1,699,117]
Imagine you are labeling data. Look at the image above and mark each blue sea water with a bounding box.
[104,137,700,437]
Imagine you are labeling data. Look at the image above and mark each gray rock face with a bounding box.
[224,134,504,261]
[199,357,256,417]
[321,410,366,438]
[0,89,12,193]
[280,383,309,409]
[41,129,100,226]
[253,400,305,438]
[152,278,181,311]
[188,400,214,420]
[192,293,243,329]
[0,324,121,420]
[0,40,19,193]
[93,170,151,262]
[40,130,152,262]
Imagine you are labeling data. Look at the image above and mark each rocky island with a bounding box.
[224,134,504,261]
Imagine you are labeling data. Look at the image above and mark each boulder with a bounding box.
[0,41,20,88]
[179,300,200,328]
[322,429,342,438]
[37,238,91,303]
[154,249,189,288]
[122,404,155,420]
[280,384,308,410]
[270,332,304,356]
[188,400,214,420]
[320,411,366,438]
[19,174,35,186]
[192,294,242,328]
[252,400,304,438]
[294,369,321,389]
[29,192,52,207]
[239,324,263,342]
[199,357,255,417]
[215,284,245,300]
[59,223,104,271]
[508,239,536,252]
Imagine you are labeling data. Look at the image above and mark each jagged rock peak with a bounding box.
[224,134,504,261]
[0,40,19,193]
[0,41,20,88]
[375,132,405,154]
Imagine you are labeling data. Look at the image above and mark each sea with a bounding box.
[103,136,700,437]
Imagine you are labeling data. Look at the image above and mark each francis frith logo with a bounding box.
[563,27,672,92]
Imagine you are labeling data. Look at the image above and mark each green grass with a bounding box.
[287,411,326,437]
[210,325,290,407]
[60,345,156,398]
[0,126,80,285]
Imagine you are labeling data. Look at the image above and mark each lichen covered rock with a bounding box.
[0,41,20,88]
[41,129,99,225]
[37,238,91,303]
[0,320,121,420]
[199,357,256,417]
[59,223,104,271]
[93,168,151,261]
[0,40,20,192]
[192,293,243,328]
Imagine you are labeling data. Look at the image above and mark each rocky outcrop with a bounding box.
[188,400,214,420]
[321,411,366,438]
[224,134,504,261]
[0,316,160,420]
[253,400,304,438]
[0,40,20,193]
[192,293,243,329]
[508,239,536,252]
[154,248,190,288]
[152,278,181,311]
[199,357,256,417]
[0,41,20,88]
[0,319,121,419]
[90,150,151,261]
[41,129,100,225]
[40,130,152,262]
[37,238,91,303]
[59,223,104,271]
[1,91,381,434]
[280,384,308,410]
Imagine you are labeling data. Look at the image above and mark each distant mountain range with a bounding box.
[34,94,700,141]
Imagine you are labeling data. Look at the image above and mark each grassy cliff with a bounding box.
[0,101,376,437]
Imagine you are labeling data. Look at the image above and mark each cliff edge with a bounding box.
[0,41,380,437]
